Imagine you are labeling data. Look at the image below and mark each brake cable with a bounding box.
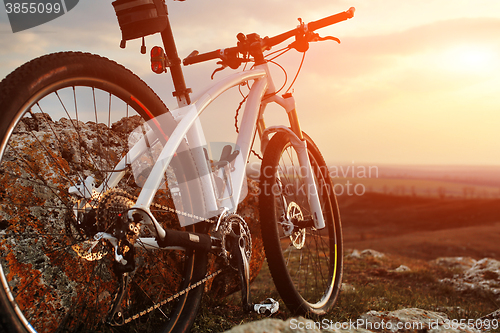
[285,50,306,94]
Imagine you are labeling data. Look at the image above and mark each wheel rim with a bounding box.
[0,77,194,332]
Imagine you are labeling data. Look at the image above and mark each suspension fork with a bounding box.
[283,93,304,141]
[260,93,326,230]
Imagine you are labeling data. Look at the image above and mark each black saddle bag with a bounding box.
[112,0,168,41]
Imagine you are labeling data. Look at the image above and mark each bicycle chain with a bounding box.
[123,268,223,324]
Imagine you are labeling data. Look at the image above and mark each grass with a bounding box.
[191,252,500,332]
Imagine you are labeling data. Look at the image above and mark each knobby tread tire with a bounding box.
[0,52,207,333]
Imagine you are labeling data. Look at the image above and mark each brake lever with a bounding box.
[211,62,227,79]
[289,31,341,52]
[311,33,341,44]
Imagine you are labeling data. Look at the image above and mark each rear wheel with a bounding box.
[259,131,343,316]
[0,52,207,332]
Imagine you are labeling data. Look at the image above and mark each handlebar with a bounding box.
[183,7,355,67]
[264,7,355,49]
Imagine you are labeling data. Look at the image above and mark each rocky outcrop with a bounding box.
[223,308,481,332]
[359,308,480,333]
[431,257,477,272]
[437,257,500,301]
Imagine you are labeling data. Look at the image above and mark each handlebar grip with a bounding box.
[307,7,355,32]
[183,49,222,66]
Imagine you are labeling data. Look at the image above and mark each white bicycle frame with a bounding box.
[86,61,326,250]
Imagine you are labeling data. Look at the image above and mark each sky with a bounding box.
[1,0,500,167]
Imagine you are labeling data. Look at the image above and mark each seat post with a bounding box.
[160,14,191,107]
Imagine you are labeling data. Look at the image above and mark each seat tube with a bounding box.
[160,14,191,107]
[185,118,219,214]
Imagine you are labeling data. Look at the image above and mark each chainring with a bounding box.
[215,213,252,269]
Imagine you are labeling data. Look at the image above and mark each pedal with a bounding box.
[253,298,279,316]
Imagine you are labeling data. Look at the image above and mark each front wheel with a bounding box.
[259,131,343,316]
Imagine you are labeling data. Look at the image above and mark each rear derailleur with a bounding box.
[106,213,141,326]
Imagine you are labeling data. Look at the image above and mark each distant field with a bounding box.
[324,164,500,198]
[333,176,500,198]
[337,192,500,259]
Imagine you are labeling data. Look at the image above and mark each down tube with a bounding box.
[220,78,268,210]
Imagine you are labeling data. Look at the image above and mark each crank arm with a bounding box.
[230,234,253,312]
[231,237,280,315]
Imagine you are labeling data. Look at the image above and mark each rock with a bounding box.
[349,249,362,258]
[440,258,500,300]
[222,308,482,332]
[341,283,356,293]
[2,113,264,300]
[391,265,411,273]
[223,317,372,333]
[223,317,313,333]
[360,308,480,332]
[431,257,477,272]
[349,249,385,259]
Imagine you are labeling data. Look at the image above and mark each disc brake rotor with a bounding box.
[286,202,306,249]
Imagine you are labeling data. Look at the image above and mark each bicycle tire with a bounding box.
[0,52,208,333]
[259,131,343,316]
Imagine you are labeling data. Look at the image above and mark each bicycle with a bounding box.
[0,1,354,332]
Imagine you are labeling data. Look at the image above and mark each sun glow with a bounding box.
[441,45,496,73]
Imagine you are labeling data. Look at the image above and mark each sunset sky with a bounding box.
[1,0,500,166]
